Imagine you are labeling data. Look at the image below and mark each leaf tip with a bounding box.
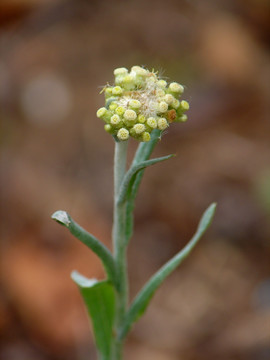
[209,202,217,215]
[51,210,71,227]
[71,270,98,288]
[200,202,217,230]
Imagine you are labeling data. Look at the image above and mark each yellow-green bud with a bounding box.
[109,102,118,111]
[158,101,168,113]
[164,94,175,105]
[169,82,184,93]
[129,99,141,109]
[105,87,113,97]
[180,100,189,111]
[110,114,121,125]
[117,128,129,141]
[178,114,188,122]
[114,67,128,76]
[115,106,125,116]
[124,109,137,121]
[142,132,151,142]
[147,117,157,129]
[157,79,167,88]
[97,107,107,118]
[131,66,148,76]
[157,118,168,130]
[112,86,123,95]
[122,75,135,90]
[172,99,180,109]
[104,124,112,133]
[133,123,146,134]
[138,114,146,123]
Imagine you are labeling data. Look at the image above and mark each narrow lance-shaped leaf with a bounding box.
[51,211,118,289]
[117,154,174,206]
[119,203,217,340]
[71,271,115,360]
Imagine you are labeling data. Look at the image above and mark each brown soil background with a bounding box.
[1,0,270,359]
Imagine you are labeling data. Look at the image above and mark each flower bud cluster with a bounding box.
[97,66,189,142]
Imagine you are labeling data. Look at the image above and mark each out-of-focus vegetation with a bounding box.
[0,1,270,359]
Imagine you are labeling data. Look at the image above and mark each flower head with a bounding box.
[97,66,189,142]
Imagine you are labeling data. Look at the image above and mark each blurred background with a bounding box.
[0,0,270,359]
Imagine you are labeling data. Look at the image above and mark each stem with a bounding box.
[111,140,129,360]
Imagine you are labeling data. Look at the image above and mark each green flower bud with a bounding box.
[121,75,136,90]
[157,79,167,88]
[109,102,118,111]
[176,114,188,122]
[110,114,121,125]
[129,99,141,109]
[180,100,189,111]
[133,123,146,134]
[158,101,168,113]
[97,107,107,118]
[138,114,146,123]
[114,67,128,76]
[117,128,129,141]
[169,82,184,93]
[131,66,148,76]
[147,117,157,129]
[112,86,123,95]
[115,106,125,116]
[171,99,180,109]
[164,94,175,105]
[141,131,151,142]
[124,109,137,121]
[104,124,112,133]
[157,118,168,130]
[105,87,113,97]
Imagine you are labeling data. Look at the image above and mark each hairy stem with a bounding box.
[111,140,129,360]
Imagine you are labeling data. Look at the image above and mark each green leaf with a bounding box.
[71,271,115,360]
[51,211,118,289]
[117,154,174,206]
[119,203,217,340]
